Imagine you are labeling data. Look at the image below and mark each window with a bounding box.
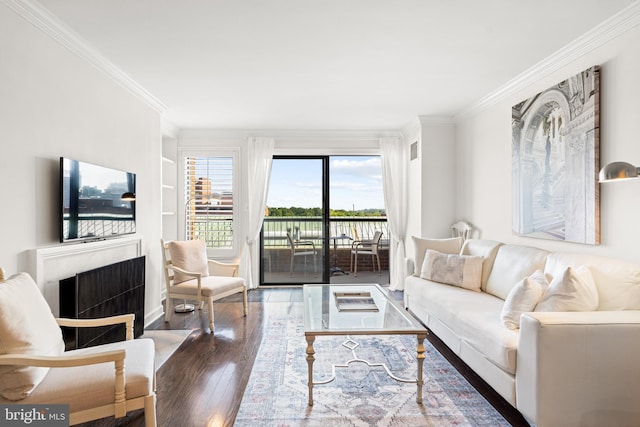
[182,149,239,256]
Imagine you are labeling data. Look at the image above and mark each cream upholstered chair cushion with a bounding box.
[0,339,155,413]
[0,273,65,400]
[167,239,209,284]
[172,276,245,297]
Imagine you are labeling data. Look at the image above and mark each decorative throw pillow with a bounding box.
[535,265,599,312]
[501,270,548,330]
[0,273,65,400]
[420,249,484,292]
[168,240,209,284]
[411,236,463,277]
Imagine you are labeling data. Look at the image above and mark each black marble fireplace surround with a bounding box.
[59,255,145,350]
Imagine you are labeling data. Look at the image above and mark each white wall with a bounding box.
[0,4,164,324]
[403,118,422,258]
[419,117,457,238]
[456,23,640,263]
[403,117,458,261]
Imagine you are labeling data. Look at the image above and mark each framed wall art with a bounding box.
[512,65,600,245]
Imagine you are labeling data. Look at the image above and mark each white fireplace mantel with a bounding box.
[29,236,142,316]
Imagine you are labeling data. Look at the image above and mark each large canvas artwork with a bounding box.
[512,66,600,244]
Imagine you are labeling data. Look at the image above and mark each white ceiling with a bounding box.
[36,0,636,130]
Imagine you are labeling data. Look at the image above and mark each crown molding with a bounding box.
[178,128,402,141]
[161,120,180,139]
[418,115,456,127]
[2,0,167,113]
[401,117,421,140]
[457,0,640,121]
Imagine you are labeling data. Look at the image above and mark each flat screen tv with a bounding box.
[60,157,136,243]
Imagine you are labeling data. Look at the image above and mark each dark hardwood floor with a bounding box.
[78,287,530,427]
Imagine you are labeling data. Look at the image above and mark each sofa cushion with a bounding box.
[460,239,504,291]
[420,250,484,292]
[406,278,519,374]
[0,273,65,400]
[168,240,209,284]
[501,270,548,329]
[535,265,599,312]
[485,245,549,300]
[411,236,462,276]
[544,252,640,310]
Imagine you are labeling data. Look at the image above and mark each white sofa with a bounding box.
[404,237,640,427]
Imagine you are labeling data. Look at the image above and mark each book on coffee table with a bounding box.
[334,291,379,312]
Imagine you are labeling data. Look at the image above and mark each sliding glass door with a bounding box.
[260,155,388,286]
[260,157,329,284]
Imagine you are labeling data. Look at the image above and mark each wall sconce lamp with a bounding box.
[120,192,136,201]
[599,161,640,183]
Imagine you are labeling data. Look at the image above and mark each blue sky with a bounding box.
[266,156,384,211]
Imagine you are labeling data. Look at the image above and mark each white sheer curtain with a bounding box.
[380,136,408,291]
[239,137,274,289]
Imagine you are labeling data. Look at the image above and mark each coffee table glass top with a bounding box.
[303,284,426,335]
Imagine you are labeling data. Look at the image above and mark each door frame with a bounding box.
[260,155,331,285]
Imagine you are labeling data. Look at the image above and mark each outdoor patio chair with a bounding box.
[350,231,383,277]
[286,229,318,276]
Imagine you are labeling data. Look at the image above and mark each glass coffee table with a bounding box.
[303,283,428,406]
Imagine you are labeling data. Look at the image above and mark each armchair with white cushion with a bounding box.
[161,239,248,333]
[0,269,157,426]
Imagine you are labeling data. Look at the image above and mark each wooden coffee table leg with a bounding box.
[306,334,316,406]
[416,332,426,403]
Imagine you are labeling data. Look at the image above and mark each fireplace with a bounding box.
[59,255,145,350]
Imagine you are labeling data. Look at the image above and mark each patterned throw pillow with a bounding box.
[411,236,463,276]
[420,249,484,292]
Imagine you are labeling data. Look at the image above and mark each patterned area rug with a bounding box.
[235,305,510,426]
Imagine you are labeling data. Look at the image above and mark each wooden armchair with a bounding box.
[0,269,156,426]
[161,239,247,333]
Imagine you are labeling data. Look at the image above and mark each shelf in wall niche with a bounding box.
[161,156,175,164]
[162,184,175,190]
[162,211,176,216]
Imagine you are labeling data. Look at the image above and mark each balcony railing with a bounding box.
[186,215,389,253]
[188,215,233,248]
[260,217,389,281]
[261,217,388,247]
